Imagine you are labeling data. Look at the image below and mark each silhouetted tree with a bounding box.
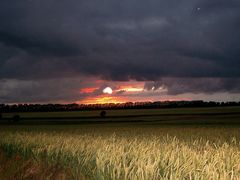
[100,111,106,118]
[12,115,20,123]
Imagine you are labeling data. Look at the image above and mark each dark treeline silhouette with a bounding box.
[0,101,240,113]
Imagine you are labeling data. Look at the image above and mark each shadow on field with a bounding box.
[1,112,240,126]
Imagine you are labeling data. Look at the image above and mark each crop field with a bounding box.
[1,107,240,179]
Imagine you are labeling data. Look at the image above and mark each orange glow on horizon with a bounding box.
[77,82,192,105]
[77,95,126,104]
[116,85,144,93]
[77,96,192,105]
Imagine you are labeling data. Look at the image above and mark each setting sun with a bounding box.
[103,87,113,94]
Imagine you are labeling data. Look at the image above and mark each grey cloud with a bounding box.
[0,0,239,80]
[105,17,169,31]
[0,78,88,103]
[0,0,240,103]
[145,78,240,95]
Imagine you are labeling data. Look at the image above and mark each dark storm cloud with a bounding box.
[0,0,240,79]
[0,31,81,56]
[0,78,89,103]
[0,0,240,102]
[145,78,240,95]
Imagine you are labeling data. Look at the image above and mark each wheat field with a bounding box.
[0,125,240,179]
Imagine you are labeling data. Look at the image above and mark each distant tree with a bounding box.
[100,111,106,118]
[12,115,20,123]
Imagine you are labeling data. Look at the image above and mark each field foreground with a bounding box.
[1,124,240,179]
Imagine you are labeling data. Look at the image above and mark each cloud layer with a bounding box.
[0,0,240,103]
[1,0,240,79]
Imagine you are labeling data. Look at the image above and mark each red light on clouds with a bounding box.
[80,87,98,94]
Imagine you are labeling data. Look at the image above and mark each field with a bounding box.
[1,107,240,179]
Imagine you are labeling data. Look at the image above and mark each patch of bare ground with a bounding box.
[0,149,86,180]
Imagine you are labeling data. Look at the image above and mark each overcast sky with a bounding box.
[0,0,240,103]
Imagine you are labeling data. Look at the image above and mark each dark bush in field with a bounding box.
[12,115,20,123]
[100,111,106,118]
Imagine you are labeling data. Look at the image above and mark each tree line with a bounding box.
[0,101,240,113]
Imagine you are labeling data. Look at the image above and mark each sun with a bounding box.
[103,87,113,94]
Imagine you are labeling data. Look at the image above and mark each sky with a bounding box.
[0,0,240,104]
